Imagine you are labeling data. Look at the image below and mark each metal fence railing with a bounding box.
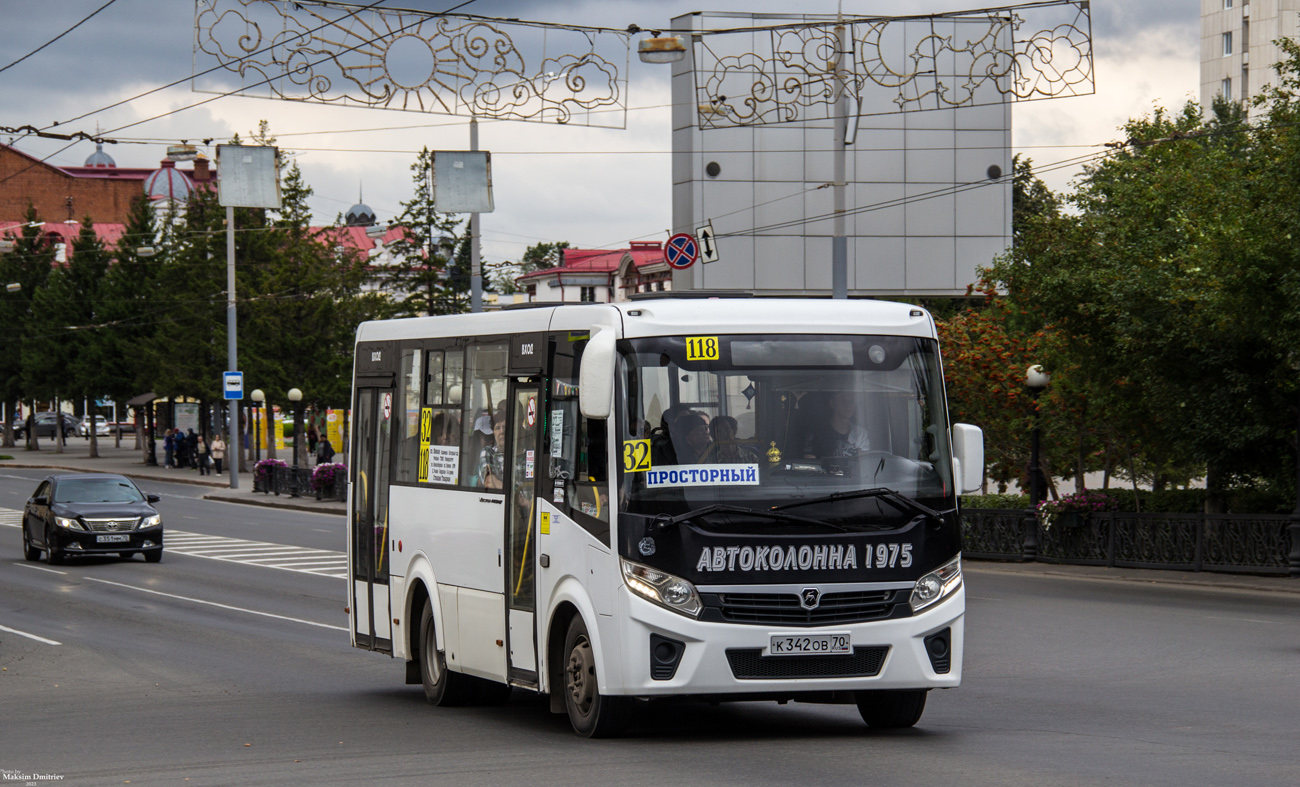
[252,464,346,501]
[962,509,1297,576]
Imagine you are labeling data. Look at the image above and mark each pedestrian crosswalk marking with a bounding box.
[0,507,346,579]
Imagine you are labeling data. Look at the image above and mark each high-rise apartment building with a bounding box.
[1201,0,1300,109]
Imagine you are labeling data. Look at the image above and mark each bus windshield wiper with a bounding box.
[771,487,943,523]
[660,504,854,533]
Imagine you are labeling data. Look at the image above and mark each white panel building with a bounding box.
[1201,0,1300,109]
[669,12,1013,298]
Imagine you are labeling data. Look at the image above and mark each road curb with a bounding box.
[201,492,345,516]
[966,559,1300,597]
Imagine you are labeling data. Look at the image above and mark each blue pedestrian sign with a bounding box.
[223,371,244,400]
[664,233,699,270]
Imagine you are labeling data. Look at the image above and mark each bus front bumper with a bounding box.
[610,584,964,697]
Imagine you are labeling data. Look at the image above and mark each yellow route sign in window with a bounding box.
[622,439,651,472]
[685,336,719,361]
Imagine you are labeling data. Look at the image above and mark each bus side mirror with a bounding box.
[951,423,984,494]
[579,328,617,420]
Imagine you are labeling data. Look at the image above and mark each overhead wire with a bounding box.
[0,0,121,76]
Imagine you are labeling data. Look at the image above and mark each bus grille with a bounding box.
[708,590,908,626]
[725,646,890,680]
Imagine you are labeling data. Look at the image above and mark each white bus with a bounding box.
[347,297,983,737]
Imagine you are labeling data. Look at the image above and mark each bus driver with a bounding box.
[803,389,871,458]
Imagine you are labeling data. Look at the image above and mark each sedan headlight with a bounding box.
[621,558,702,618]
[909,555,962,613]
[140,514,161,529]
[55,516,84,530]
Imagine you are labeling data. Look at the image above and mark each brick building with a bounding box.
[0,142,215,225]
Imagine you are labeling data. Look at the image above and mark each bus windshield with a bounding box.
[617,334,955,528]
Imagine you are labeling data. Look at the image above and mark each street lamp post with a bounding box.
[1024,365,1051,561]
[288,388,303,468]
[1290,393,1300,576]
[250,389,264,464]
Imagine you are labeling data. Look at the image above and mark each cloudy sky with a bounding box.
[0,0,1201,265]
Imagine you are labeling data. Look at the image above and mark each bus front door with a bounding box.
[351,386,393,653]
[505,382,540,681]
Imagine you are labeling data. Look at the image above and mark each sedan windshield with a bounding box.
[618,334,954,528]
[54,478,144,504]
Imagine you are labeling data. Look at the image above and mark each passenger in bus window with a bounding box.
[650,403,692,465]
[673,411,713,464]
[803,390,871,458]
[700,415,758,464]
[478,406,507,489]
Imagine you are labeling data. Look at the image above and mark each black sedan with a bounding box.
[22,474,164,564]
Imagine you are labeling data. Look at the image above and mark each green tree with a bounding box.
[987,94,1291,507]
[383,147,466,316]
[0,205,54,447]
[64,217,114,457]
[492,240,569,294]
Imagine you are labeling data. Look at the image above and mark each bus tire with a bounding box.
[562,616,631,738]
[419,600,474,706]
[855,689,927,729]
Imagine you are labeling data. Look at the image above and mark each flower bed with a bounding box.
[253,459,288,492]
[310,460,348,491]
[1036,489,1119,530]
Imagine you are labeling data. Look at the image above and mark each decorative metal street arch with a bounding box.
[193,0,630,127]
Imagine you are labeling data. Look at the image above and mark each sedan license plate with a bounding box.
[96,534,130,543]
[766,633,851,656]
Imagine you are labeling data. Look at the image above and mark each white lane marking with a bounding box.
[0,507,346,579]
[83,578,347,632]
[16,563,67,575]
[0,623,61,645]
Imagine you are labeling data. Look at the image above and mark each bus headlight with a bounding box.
[909,555,962,613]
[621,559,702,618]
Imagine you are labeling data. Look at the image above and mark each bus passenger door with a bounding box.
[352,386,394,652]
[505,381,540,681]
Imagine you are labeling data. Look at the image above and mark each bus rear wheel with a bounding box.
[562,616,631,738]
[419,600,475,706]
[856,689,928,729]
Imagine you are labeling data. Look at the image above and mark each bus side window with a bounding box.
[548,335,609,539]
[461,343,508,488]
[395,348,422,483]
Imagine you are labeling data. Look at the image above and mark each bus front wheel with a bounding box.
[419,600,475,706]
[562,616,631,738]
[856,689,927,729]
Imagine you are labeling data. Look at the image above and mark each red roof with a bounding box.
[516,241,664,281]
[0,220,126,248]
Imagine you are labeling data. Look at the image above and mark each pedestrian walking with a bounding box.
[163,429,175,468]
[175,430,189,468]
[211,434,226,475]
[187,429,199,472]
[316,438,335,465]
[307,423,319,456]
[196,435,210,476]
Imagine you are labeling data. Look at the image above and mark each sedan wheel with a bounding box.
[22,528,40,561]
[144,549,163,564]
[45,530,64,566]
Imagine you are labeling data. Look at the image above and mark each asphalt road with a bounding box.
[2,468,1298,786]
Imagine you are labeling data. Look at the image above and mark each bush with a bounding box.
[1036,490,1119,529]
[961,493,1029,509]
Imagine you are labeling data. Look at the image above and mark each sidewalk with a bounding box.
[0,439,345,515]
